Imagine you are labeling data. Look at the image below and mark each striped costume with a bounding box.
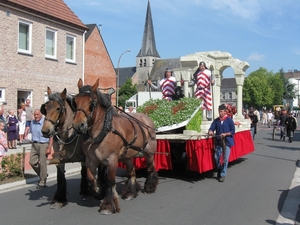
[149,76,176,101]
[195,69,212,110]
[160,77,176,101]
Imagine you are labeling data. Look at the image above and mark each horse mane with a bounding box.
[48,92,62,103]
[96,90,111,109]
[78,84,114,112]
[65,94,75,111]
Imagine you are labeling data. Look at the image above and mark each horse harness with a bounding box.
[42,94,83,161]
[41,95,66,128]
[77,88,150,159]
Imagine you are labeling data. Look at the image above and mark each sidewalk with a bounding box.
[0,142,81,193]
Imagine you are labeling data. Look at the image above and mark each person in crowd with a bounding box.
[254,108,260,122]
[29,109,53,189]
[18,103,26,143]
[148,68,176,101]
[24,99,33,142]
[293,113,298,129]
[208,104,235,182]
[285,112,297,143]
[225,104,241,126]
[118,106,123,113]
[189,61,214,120]
[262,110,267,125]
[267,110,274,128]
[248,110,258,139]
[279,109,288,141]
[0,104,7,134]
[0,121,8,172]
[128,106,134,113]
[6,109,18,149]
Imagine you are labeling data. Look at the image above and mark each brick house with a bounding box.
[84,24,116,104]
[0,0,87,112]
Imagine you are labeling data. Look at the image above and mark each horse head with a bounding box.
[72,78,115,135]
[72,78,100,134]
[41,87,68,137]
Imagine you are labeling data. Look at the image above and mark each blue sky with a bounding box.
[64,0,300,78]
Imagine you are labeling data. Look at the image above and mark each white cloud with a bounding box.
[247,52,265,61]
[292,50,300,56]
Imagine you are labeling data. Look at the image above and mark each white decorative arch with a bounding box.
[173,51,250,131]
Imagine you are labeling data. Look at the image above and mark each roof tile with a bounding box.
[5,0,86,30]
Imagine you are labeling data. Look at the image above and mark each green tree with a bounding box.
[267,72,284,106]
[118,78,137,107]
[243,67,273,109]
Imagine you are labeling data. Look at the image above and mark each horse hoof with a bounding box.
[50,202,64,209]
[100,209,112,215]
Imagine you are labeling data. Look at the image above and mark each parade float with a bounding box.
[119,51,255,174]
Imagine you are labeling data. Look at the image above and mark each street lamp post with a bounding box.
[116,49,131,107]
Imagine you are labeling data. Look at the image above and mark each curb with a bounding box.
[0,167,81,194]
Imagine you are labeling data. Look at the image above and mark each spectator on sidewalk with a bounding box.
[24,99,33,142]
[6,110,18,149]
[267,110,274,128]
[29,109,53,189]
[262,110,267,125]
[0,121,8,172]
[0,104,7,134]
[18,103,26,143]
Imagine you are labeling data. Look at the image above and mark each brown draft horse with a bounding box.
[72,78,159,214]
[41,87,99,209]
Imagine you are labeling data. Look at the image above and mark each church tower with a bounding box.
[136,0,160,89]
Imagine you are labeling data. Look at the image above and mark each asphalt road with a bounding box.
[0,124,299,225]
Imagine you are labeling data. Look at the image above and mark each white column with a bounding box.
[213,72,221,119]
[234,74,245,120]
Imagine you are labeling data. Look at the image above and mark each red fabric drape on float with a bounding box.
[185,130,254,173]
[186,138,215,173]
[118,139,172,171]
[154,139,172,171]
[229,130,254,161]
[118,130,254,174]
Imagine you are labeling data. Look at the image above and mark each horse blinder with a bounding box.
[40,103,46,115]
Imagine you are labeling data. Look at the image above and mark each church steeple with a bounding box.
[136,0,160,90]
[137,0,160,58]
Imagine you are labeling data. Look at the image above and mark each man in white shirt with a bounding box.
[267,110,274,128]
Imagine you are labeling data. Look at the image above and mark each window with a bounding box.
[45,28,57,59]
[18,20,32,54]
[144,59,146,67]
[0,88,5,103]
[222,93,225,99]
[66,35,76,62]
[229,92,232,99]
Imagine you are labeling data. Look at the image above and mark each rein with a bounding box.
[42,96,66,128]
[75,87,154,158]
[44,94,83,161]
